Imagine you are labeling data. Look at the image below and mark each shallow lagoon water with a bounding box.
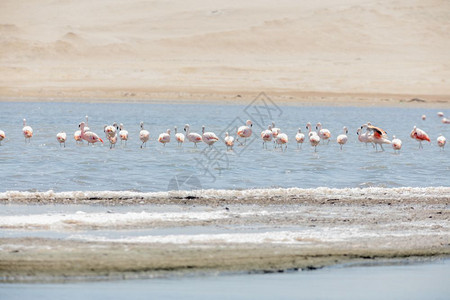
[1,259,449,300]
[0,102,449,192]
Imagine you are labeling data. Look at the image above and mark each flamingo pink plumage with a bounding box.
[275,133,288,151]
[22,119,33,142]
[295,128,305,149]
[139,122,150,148]
[306,122,320,152]
[56,132,67,147]
[261,125,273,149]
[391,135,402,153]
[316,122,331,144]
[202,125,219,146]
[437,135,446,150]
[410,126,430,149]
[184,124,202,148]
[174,126,185,147]
[119,123,129,145]
[224,132,234,150]
[336,126,348,150]
[80,122,103,145]
[158,129,171,146]
[237,120,252,145]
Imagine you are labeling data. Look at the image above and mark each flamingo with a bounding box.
[174,126,185,147]
[336,126,348,150]
[139,121,150,148]
[442,117,450,124]
[271,122,281,139]
[391,135,402,153]
[361,123,390,151]
[158,129,171,146]
[202,125,219,146]
[104,122,117,139]
[184,124,202,147]
[275,133,288,151]
[295,128,305,149]
[356,128,374,147]
[316,122,331,144]
[224,132,234,150]
[306,122,320,152]
[437,112,444,117]
[437,135,446,150]
[0,130,5,145]
[421,115,426,121]
[74,116,90,143]
[261,125,273,149]
[237,120,252,145]
[74,130,83,143]
[22,119,33,143]
[79,122,103,145]
[119,123,129,145]
[410,126,430,149]
[56,132,67,147]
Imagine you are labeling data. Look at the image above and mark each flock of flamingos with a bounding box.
[0,112,448,152]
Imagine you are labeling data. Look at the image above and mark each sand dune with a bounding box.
[0,0,449,104]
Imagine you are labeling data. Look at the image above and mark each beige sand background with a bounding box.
[1,0,450,106]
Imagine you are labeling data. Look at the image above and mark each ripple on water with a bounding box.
[0,102,449,191]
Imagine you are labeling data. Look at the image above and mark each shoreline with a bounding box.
[0,238,448,283]
[1,90,449,108]
[1,188,448,282]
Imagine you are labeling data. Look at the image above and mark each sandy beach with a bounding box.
[1,188,449,282]
[1,0,449,107]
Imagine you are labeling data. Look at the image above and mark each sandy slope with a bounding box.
[0,0,449,105]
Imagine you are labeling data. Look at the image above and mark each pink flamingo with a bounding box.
[437,112,444,117]
[158,129,171,146]
[437,135,446,150]
[56,132,67,147]
[184,124,202,147]
[336,126,348,150]
[22,119,33,143]
[80,122,103,145]
[421,115,426,121]
[391,135,402,153]
[224,132,234,150]
[316,122,331,144]
[356,128,373,147]
[361,123,390,151]
[0,130,5,145]
[261,125,273,149]
[74,116,90,143]
[306,122,320,152]
[202,125,219,146]
[174,126,185,147]
[104,122,117,139]
[237,120,252,145]
[139,122,150,148]
[271,122,280,139]
[295,128,305,149]
[119,123,128,145]
[442,117,450,124]
[410,126,430,149]
[275,133,288,151]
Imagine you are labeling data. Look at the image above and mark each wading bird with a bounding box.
[56,132,67,147]
[139,122,150,148]
[22,119,33,143]
[410,126,430,149]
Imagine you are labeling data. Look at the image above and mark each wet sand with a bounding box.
[1,189,449,282]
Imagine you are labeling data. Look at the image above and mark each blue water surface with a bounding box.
[0,102,449,192]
